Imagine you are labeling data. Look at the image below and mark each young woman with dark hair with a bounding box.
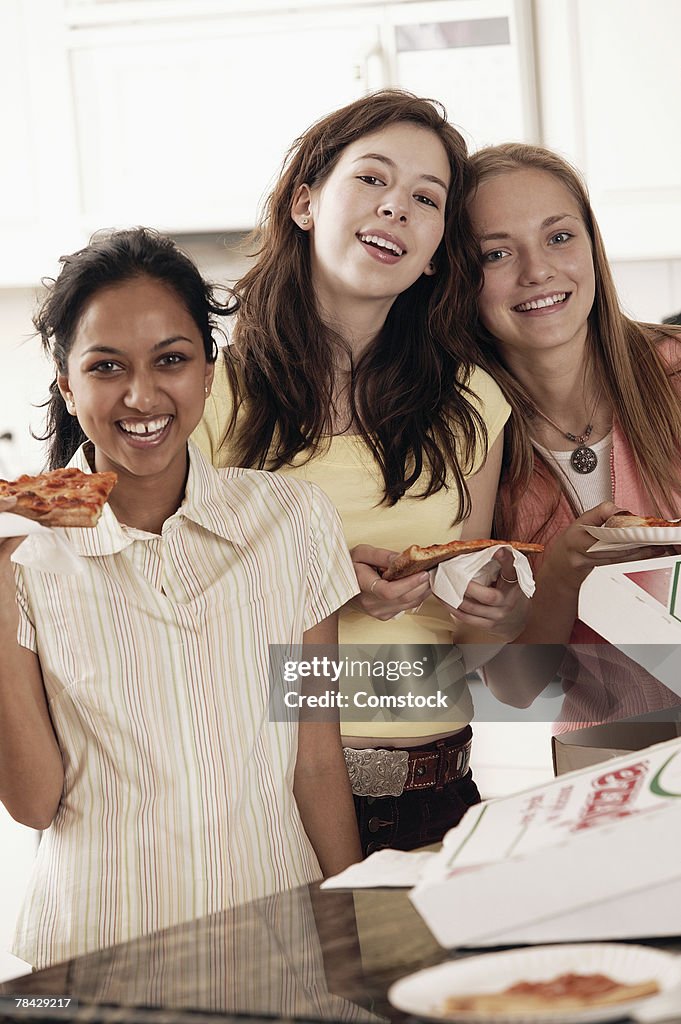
[467,144,681,727]
[0,227,361,969]
[193,91,529,854]
[36,226,224,470]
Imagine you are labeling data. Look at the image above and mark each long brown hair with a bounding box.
[223,90,485,511]
[468,143,681,538]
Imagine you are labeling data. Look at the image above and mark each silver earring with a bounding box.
[204,386,210,397]
[301,216,310,226]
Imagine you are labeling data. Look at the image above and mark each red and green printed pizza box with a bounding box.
[411,736,681,947]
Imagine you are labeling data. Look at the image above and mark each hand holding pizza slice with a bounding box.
[382,538,544,581]
[603,509,681,529]
[0,468,117,528]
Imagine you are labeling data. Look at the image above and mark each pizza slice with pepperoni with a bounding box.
[0,467,117,528]
[383,538,544,581]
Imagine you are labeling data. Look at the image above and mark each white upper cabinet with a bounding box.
[67,0,537,235]
[68,13,382,233]
[2,0,537,280]
[3,0,678,283]
[384,0,537,151]
[0,1,83,286]
[534,0,681,261]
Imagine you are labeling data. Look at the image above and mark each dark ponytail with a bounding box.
[34,227,228,469]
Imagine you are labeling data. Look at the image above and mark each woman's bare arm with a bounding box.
[293,613,362,874]
[449,434,530,644]
[0,533,64,829]
[449,435,555,704]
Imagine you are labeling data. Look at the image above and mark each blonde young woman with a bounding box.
[194,91,529,854]
[467,143,681,727]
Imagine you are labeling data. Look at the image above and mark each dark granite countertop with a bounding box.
[1,883,679,1024]
[0,885,443,1022]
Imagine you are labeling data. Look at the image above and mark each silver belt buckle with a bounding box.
[344,747,409,798]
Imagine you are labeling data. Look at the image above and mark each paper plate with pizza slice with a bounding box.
[388,942,681,1024]
[585,511,681,549]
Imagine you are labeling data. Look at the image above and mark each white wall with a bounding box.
[0,288,53,473]
[611,260,681,325]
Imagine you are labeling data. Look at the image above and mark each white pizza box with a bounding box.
[410,736,681,948]
[552,714,681,775]
[578,554,681,695]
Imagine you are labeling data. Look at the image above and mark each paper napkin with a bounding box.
[320,848,437,890]
[1,513,85,575]
[431,544,536,609]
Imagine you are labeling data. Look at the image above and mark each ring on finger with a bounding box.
[500,573,519,584]
[369,578,381,595]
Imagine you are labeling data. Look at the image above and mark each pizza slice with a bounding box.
[382,538,544,581]
[604,510,681,528]
[0,467,117,528]
[443,972,659,1014]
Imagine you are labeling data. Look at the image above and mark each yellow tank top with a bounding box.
[193,355,510,736]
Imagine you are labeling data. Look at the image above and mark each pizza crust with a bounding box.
[0,467,117,528]
[603,510,681,529]
[382,539,544,581]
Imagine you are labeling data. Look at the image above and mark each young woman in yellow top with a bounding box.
[194,91,528,854]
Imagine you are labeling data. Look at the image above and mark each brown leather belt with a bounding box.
[344,728,472,798]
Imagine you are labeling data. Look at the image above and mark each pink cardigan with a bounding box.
[505,337,681,730]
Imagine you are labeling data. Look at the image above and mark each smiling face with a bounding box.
[57,275,213,493]
[469,168,596,364]
[293,122,450,319]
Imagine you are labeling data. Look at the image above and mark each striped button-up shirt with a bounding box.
[11,442,358,969]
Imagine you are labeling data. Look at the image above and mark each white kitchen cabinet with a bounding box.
[1,0,536,279]
[68,12,383,233]
[0,1,86,287]
[534,0,681,261]
[66,0,537,234]
[5,0,678,283]
[384,0,537,151]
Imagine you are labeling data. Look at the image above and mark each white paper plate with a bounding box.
[585,525,681,545]
[387,943,681,1024]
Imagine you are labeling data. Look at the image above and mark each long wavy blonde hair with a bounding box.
[468,143,681,538]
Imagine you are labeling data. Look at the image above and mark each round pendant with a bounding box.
[571,445,598,474]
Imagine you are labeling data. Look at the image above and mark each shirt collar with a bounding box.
[178,441,249,545]
[63,442,248,556]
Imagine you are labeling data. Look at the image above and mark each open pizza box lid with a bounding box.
[578,553,681,695]
[410,736,681,948]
